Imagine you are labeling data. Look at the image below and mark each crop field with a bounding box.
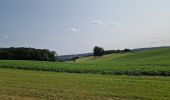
[0,47,170,99]
[0,68,170,100]
[0,47,170,76]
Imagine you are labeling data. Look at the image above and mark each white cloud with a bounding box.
[91,20,103,25]
[0,35,9,40]
[91,20,120,29]
[159,17,168,22]
[108,23,120,28]
[68,28,77,33]
[147,36,170,44]
[154,16,170,23]
[3,35,9,39]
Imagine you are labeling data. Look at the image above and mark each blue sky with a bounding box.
[0,0,170,55]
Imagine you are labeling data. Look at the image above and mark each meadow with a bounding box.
[0,68,170,100]
[0,47,170,76]
[0,47,170,99]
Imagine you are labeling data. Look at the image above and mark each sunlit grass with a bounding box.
[0,68,170,100]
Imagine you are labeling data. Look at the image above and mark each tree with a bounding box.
[93,46,104,57]
[123,48,131,52]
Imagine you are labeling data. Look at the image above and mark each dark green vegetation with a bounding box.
[104,48,131,55]
[0,68,169,100]
[0,47,56,61]
[93,46,130,57]
[93,46,105,56]
[0,47,170,76]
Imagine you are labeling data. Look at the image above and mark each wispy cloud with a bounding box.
[0,34,9,40]
[159,17,168,22]
[91,20,103,25]
[68,28,78,33]
[91,20,120,30]
[3,35,9,39]
[107,22,120,29]
[154,16,170,23]
[149,36,170,44]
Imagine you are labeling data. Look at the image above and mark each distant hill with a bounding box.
[74,46,170,63]
[132,46,170,51]
[56,53,93,61]
[56,46,170,61]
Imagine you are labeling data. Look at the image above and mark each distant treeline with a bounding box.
[0,47,56,61]
[104,48,131,55]
[93,46,131,57]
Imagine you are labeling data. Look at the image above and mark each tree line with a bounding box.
[93,46,131,57]
[0,47,56,61]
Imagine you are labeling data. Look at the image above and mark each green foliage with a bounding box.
[93,46,104,56]
[0,47,56,61]
[104,48,131,55]
[0,68,170,100]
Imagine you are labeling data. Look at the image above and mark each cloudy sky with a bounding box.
[0,0,170,55]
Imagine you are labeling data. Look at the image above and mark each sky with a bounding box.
[0,0,170,55]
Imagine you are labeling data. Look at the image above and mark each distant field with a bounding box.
[0,47,170,76]
[0,68,170,100]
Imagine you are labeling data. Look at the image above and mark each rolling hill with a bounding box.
[75,46,170,64]
[0,46,170,99]
[0,47,170,76]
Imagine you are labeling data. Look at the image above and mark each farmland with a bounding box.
[0,47,170,99]
[0,68,170,100]
[0,47,170,76]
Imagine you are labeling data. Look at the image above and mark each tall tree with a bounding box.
[93,46,104,57]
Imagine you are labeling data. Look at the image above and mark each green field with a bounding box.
[0,68,170,100]
[0,47,170,99]
[0,47,170,76]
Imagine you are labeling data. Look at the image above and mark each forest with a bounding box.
[0,47,56,61]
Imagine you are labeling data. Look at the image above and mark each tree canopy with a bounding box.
[93,46,104,57]
[93,46,131,57]
[0,47,56,61]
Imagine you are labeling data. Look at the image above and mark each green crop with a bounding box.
[0,47,170,76]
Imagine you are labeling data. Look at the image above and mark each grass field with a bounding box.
[0,47,170,76]
[0,68,170,100]
[0,47,170,99]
